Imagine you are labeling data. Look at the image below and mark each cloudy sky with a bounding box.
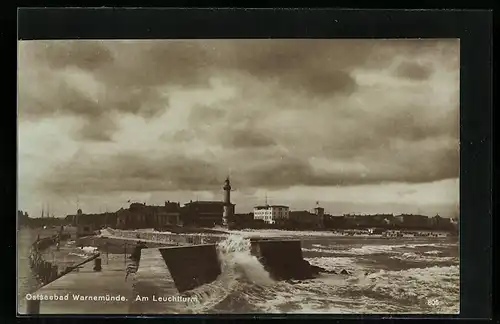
[17,39,460,218]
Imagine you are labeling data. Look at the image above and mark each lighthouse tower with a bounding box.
[222,176,234,226]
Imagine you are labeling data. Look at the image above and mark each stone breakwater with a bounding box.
[28,233,71,285]
[102,228,225,245]
[104,230,345,283]
[100,229,349,279]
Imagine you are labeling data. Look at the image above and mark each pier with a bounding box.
[26,254,134,314]
[23,229,327,314]
[24,246,198,314]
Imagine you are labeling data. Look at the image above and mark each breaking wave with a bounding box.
[306,256,358,271]
[390,252,458,263]
[168,235,459,314]
[174,234,275,313]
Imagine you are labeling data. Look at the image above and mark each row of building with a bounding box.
[250,206,457,230]
[324,213,458,230]
[66,200,457,232]
[66,200,230,230]
[253,204,325,228]
[66,202,321,231]
[63,177,457,231]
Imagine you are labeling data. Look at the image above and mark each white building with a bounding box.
[253,205,290,224]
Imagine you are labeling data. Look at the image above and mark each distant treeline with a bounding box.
[229,213,458,232]
[18,210,68,228]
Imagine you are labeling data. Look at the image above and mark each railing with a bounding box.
[26,248,101,315]
[28,233,71,285]
[104,228,223,245]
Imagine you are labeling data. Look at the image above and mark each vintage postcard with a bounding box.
[17,39,459,315]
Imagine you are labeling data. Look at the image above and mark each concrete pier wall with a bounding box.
[158,244,221,293]
[153,240,315,292]
[81,230,318,292]
[249,239,314,280]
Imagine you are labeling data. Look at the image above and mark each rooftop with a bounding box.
[254,205,289,209]
[184,201,225,206]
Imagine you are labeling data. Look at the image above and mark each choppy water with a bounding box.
[164,233,460,314]
[17,228,459,314]
[17,229,40,314]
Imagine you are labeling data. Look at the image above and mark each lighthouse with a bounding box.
[222,176,235,227]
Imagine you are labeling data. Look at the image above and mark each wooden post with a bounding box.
[124,243,127,265]
[106,242,109,265]
[51,265,58,282]
[93,257,102,271]
[26,299,40,314]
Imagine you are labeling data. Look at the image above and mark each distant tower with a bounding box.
[222,176,234,226]
[314,201,325,228]
[75,208,83,226]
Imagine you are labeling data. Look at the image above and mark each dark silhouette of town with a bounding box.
[18,178,458,233]
[17,207,458,232]
[18,179,458,234]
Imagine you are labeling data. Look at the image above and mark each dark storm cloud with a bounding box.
[221,40,370,97]
[42,152,225,194]
[41,132,458,195]
[18,39,373,132]
[394,61,433,80]
[165,129,197,143]
[240,140,459,189]
[75,115,118,142]
[332,106,459,156]
[20,39,460,197]
[18,39,454,123]
[18,41,175,141]
[220,129,277,149]
[94,41,214,89]
[40,41,114,71]
[188,104,228,124]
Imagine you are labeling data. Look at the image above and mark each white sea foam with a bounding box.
[311,244,330,248]
[218,235,274,286]
[225,229,376,238]
[306,256,358,270]
[348,265,459,310]
[174,234,275,314]
[390,253,458,263]
[254,265,459,314]
[424,250,442,255]
[405,243,456,249]
[79,246,98,254]
[338,244,406,255]
[302,247,337,254]
[331,242,457,256]
[67,252,89,258]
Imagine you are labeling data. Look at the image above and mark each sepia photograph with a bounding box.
[17,39,460,315]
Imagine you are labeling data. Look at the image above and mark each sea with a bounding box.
[17,228,459,314]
